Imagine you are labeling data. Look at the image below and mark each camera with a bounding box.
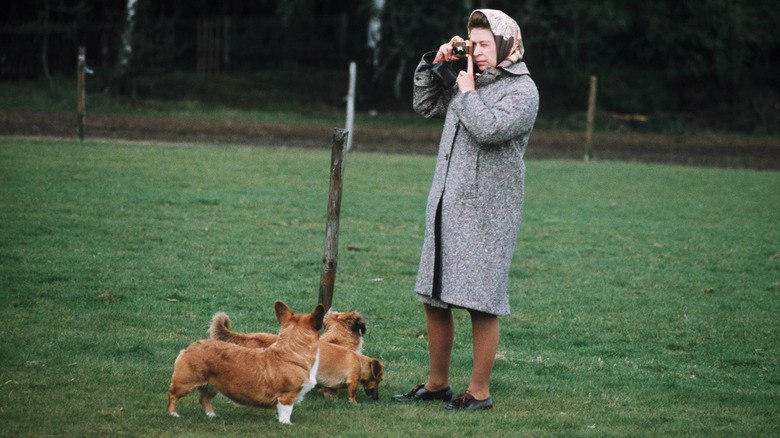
[451,40,473,59]
[431,57,470,89]
[429,40,473,89]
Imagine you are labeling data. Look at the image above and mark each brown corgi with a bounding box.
[316,343,384,403]
[209,310,382,403]
[167,301,325,424]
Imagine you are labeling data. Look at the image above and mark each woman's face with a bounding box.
[469,28,497,71]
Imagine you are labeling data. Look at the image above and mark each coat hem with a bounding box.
[416,292,509,316]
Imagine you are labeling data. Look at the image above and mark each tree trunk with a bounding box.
[112,0,138,96]
[41,0,55,97]
[366,0,385,69]
[364,0,385,108]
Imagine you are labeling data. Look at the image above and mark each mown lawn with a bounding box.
[0,139,777,437]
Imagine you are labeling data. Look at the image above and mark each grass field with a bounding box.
[0,138,778,437]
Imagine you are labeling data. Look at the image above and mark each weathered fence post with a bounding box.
[584,75,597,161]
[318,129,349,310]
[77,46,86,142]
[345,62,356,151]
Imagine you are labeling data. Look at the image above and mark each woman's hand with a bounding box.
[456,54,475,93]
[433,36,465,64]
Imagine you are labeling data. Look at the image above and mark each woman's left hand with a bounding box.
[456,55,475,93]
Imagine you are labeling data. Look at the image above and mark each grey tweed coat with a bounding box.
[412,53,539,316]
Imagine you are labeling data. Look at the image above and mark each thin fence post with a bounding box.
[585,75,597,161]
[345,62,356,151]
[77,46,86,142]
[318,128,349,311]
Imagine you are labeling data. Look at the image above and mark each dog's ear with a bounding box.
[350,312,367,336]
[274,301,293,324]
[370,359,383,379]
[311,304,326,331]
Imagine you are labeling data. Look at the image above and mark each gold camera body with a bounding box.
[452,40,473,58]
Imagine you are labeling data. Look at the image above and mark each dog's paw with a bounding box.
[169,412,180,418]
[205,412,217,418]
[276,403,294,424]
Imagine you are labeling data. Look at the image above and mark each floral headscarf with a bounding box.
[468,9,523,68]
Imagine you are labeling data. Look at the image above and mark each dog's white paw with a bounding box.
[276,403,293,425]
[169,412,180,418]
[206,412,217,418]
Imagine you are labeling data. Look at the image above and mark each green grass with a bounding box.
[0,138,778,437]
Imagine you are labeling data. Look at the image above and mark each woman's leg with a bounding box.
[466,309,499,400]
[424,303,454,391]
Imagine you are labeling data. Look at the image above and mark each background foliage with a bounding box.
[1,0,779,133]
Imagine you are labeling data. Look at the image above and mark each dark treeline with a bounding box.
[1,0,778,133]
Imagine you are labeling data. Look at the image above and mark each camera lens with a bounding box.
[451,41,471,59]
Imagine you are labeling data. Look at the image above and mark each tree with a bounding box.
[367,0,469,104]
[41,0,54,96]
[366,0,385,70]
[38,0,87,96]
[112,0,138,96]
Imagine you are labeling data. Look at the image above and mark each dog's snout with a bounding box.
[367,388,379,400]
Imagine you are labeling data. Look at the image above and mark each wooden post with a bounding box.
[77,46,86,142]
[345,62,356,151]
[584,75,597,161]
[318,129,349,311]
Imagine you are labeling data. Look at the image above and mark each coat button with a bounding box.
[444,153,449,160]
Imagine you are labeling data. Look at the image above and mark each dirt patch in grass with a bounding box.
[2,110,778,169]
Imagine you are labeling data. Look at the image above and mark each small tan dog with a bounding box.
[167,301,325,424]
[316,342,384,403]
[319,311,367,353]
[210,310,383,403]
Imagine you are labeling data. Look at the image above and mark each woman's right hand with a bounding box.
[433,36,465,64]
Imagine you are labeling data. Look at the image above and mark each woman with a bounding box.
[392,9,538,410]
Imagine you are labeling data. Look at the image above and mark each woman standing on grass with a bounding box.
[391,9,538,410]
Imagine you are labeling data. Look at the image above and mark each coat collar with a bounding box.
[502,61,530,76]
[476,62,530,85]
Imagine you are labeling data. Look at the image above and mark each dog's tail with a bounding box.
[209,312,235,341]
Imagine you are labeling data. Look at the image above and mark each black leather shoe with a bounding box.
[444,391,493,410]
[391,384,453,402]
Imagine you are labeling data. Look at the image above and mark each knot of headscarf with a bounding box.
[468,9,523,68]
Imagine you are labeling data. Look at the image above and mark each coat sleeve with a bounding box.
[449,75,539,146]
[412,52,455,119]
